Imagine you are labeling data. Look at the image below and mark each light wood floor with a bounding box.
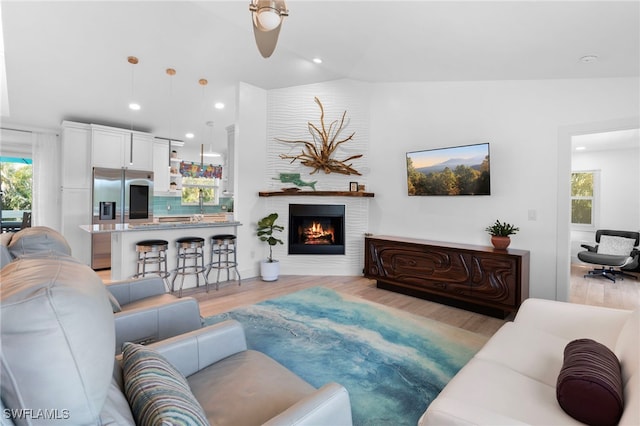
[569,263,640,310]
[99,265,639,339]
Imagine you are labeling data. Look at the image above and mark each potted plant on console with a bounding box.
[485,219,519,250]
[257,213,284,281]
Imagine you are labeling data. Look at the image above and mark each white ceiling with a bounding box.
[1,1,639,153]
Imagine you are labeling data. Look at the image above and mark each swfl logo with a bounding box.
[3,409,70,420]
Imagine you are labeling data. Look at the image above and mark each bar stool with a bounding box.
[133,239,170,288]
[206,234,241,290]
[171,236,207,297]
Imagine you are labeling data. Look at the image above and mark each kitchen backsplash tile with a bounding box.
[153,195,233,216]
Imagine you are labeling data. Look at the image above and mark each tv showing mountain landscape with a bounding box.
[406,143,490,196]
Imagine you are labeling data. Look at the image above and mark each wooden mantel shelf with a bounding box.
[259,190,374,197]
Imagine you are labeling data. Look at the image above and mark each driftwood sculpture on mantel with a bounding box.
[277,97,362,175]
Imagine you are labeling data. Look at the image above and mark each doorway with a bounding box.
[567,127,639,309]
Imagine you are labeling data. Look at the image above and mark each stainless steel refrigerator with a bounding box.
[91,167,154,270]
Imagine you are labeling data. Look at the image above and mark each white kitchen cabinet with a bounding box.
[91,125,153,171]
[61,121,91,189]
[60,187,91,266]
[153,139,170,193]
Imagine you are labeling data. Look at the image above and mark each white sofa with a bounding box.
[420,298,639,425]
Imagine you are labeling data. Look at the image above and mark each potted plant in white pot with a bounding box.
[257,212,284,281]
[485,219,519,250]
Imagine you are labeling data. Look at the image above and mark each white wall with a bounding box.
[367,78,639,299]
[571,145,640,261]
[235,82,268,279]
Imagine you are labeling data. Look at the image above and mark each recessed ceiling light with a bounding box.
[185,133,194,139]
[128,103,141,111]
[575,146,586,151]
[214,102,225,110]
[312,57,323,64]
[580,55,598,63]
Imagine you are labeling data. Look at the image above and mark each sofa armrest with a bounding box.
[113,297,202,353]
[146,320,248,378]
[106,277,167,305]
[514,298,632,348]
[263,382,353,426]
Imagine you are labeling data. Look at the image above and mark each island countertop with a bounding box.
[80,221,242,233]
[93,220,242,285]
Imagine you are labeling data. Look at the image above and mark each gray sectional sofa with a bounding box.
[1,226,202,353]
[0,227,353,425]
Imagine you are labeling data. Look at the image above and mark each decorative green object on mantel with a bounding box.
[273,173,317,190]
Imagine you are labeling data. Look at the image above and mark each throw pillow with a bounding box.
[121,342,209,426]
[557,338,623,426]
[598,235,635,256]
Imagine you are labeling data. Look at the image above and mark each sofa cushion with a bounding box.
[557,338,623,426]
[7,226,72,258]
[421,357,576,425]
[188,349,316,426]
[121,342,208,426]
[0,254,115,425]
[474,322,569,387]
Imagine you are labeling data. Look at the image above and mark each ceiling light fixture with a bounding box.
[185,133,194,139]
[249,0,289,58]
[312,57,323,64]
[580,55,598,63]
[214,102,225,110]
[127,56,140,111]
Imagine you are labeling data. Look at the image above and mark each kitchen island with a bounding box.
[81,219,241,290]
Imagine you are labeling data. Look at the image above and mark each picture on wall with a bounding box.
[406,143,490,196]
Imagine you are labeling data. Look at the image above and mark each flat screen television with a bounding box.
[406,142,490,196]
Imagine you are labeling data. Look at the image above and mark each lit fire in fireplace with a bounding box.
[301,221,335,245]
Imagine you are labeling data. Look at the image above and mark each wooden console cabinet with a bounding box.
[364,235,530,318]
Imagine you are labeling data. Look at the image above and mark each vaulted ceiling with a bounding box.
[2,1,638,152]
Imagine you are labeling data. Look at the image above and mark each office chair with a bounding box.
[577,229,639,282]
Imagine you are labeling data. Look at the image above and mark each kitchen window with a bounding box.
[181,176,219,206]
[179,161,222,206]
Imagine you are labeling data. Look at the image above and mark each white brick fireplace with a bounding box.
[262,81,371,276]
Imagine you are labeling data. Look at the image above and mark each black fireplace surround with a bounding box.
[289,204,345,255]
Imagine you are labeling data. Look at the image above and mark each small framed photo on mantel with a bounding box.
[349,182,359,192]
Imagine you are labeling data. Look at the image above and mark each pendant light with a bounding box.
[166,67,176,168]
[127,56,139,166]
[198,78,208,170]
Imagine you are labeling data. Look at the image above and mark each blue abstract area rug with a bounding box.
[203,287,486,426]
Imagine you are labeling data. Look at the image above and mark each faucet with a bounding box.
[198,188,204,214]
